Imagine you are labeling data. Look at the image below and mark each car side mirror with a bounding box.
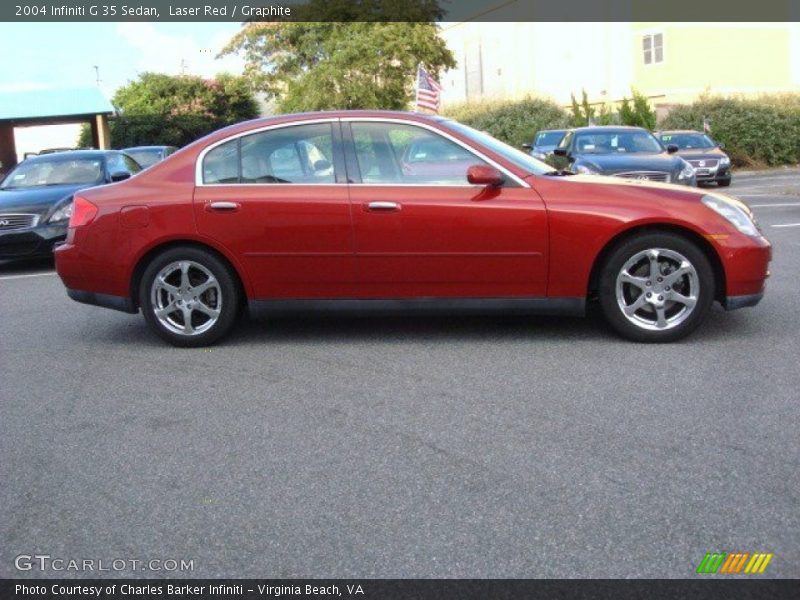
[521,143,532,150]
[110,171,131,182]
[717,142,725,150]
[553,148,568,157]
[666,144,679,154]
[467,164,504,187]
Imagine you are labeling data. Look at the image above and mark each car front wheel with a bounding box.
[139,247,240,347]
[598,233,715,342]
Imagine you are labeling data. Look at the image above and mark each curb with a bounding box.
[734,167,800,178]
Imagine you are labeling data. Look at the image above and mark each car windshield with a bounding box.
[535,131,565,146]
[659,133,716,150]
[0,157,104,189]
[574,131,664,154]
[443,120,552,176]
[126,149,162,168]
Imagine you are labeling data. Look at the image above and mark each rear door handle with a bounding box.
[208,201,240,211]
[366,201,400,211]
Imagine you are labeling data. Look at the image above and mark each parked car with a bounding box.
[123,145,178,169]
[38,147,79,155]
[55,111,770,346]
[0,150,141,260]
[655,130,732,187]
[553,126,696,186]
[522,129,567,161]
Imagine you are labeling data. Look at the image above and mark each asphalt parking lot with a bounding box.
[1,169,798,579]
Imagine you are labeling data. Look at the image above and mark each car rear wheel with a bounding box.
[139,247,240,347]
[598,233,715,342]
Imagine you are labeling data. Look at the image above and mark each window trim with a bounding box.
[195,118,340,186]
[196,117,529,188]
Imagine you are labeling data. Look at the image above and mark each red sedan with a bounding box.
[55,111,771,346]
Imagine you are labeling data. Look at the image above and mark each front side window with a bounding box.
[351,122,488,185]
[643,33,664,65]
[202,123,335,185]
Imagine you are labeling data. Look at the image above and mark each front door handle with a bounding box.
[367,201,400,211]
[208,201,240,211]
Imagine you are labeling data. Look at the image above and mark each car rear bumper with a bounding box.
[724,292,763,310]
[66,288,138,314]
[0,223,66,258]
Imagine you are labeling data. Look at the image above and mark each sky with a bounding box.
[0,22,245,158]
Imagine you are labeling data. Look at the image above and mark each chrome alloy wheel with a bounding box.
[150,260,222,336]
[615,248,699,331]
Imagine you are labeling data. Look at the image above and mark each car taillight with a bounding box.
[69,195,98,228]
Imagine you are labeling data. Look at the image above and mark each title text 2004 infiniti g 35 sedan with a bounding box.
[54,111,771,346]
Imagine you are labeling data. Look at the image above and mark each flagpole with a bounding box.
[414,63,421,113]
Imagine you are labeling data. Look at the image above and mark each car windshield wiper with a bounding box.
[542,169,576,176]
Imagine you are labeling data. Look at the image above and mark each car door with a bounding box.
[344,119,548,298]
[193,120,356,299]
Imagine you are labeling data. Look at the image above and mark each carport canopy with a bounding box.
[0,87,114,171]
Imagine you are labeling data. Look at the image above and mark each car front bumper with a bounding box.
[0,222,67,259]
[694,164,731,183]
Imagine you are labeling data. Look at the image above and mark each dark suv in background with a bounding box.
[655,130,732,187]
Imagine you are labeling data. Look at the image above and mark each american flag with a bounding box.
[415,65,442,113]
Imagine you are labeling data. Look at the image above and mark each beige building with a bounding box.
[439,21,800,110]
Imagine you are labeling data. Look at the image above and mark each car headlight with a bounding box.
[575,164,597,175]
[532,151,547,161]
[48,199,74,223]
[678,159,695,180]
[720,156,731,166]
[701,193,760,236]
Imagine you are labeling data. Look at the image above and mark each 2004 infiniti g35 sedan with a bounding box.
[54,111,771,346]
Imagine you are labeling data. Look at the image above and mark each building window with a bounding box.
[464,42,483,99]
[643,33,663,65]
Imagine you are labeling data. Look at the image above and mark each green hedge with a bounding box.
[442,97,570,148]
[660,95,800,167]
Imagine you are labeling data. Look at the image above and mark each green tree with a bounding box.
[570,93,585,127]
[619,89,657,130]
[77,72,259,148]
[569,90,596,127]
[219,1,454,111]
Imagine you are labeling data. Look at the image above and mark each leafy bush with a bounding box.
[660,95,800,167]
[570,90,595,127]
[442,96,570,148]
[77,72,259,149]
[619,90,657,130]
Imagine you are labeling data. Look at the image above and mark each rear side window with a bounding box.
[202,123,335,185]
[203,139,240,184]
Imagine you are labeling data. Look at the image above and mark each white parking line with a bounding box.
[750,203,800,208]
[771,223,800,228]
[737,193,799,198]
[0,272,57,281]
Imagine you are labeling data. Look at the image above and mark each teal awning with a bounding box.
[0,87,114,122]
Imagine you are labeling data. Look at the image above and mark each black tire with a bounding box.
[717,179,731,187]
[598,232,715,343]
[139,246,240,347]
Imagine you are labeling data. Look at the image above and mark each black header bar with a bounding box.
[2,0,800,22]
